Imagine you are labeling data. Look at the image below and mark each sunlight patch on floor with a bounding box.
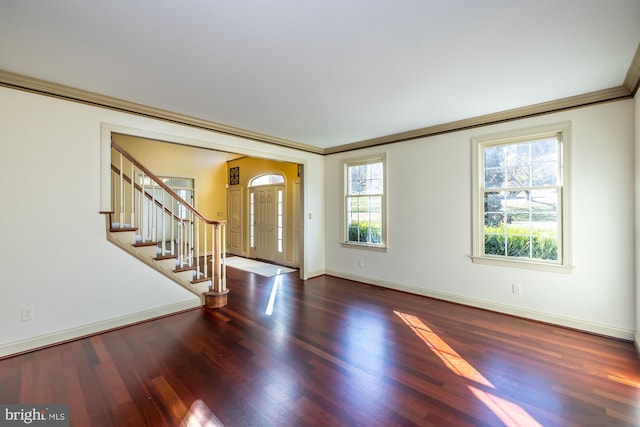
[394,310,542,427]
[180,399,225,427]
[394,311,492,387]
[607,373,640,389]
[468,386,542,427]
[265,275,283,316]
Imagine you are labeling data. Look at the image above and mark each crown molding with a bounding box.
[623,42,640,97]
[0,69,325,155]
[1,68,635,157]
[324,86,632,154]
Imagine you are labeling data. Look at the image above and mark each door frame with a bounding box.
[248,181,286,264]
[101,125,307,279]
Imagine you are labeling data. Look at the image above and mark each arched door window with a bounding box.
[250,174,285,186]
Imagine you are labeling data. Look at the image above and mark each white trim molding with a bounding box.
[2,69,636,155]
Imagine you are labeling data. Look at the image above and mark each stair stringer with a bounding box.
[107,229,211,304]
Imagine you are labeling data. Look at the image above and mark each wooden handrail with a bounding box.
[111,139,226,226]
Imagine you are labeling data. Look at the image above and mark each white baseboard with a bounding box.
[304,268,326,280]
[0,299,201,359]
[635,332,640,358]
[325,269,635,341]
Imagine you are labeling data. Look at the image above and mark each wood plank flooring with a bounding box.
[1,268,639,426]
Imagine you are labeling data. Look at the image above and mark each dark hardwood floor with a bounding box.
[1,268,639,426]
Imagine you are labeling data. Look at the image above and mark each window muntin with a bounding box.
[249,192,255,248]
[472,123,572,271]
[344,156,386,247]
[250,174,284,186]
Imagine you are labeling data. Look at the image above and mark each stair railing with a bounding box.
[109,139,226,296]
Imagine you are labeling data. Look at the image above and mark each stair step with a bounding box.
[110,227,138,233]
[175,266,197,273]
[110,222,137,231]
[192,277,212,285]
[155,254,178,261]
[133,241,160,247]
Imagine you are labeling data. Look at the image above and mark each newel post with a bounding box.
[204,221,228,309]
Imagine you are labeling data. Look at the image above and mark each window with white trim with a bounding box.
[472,123,572,271]
[344,155,386,247]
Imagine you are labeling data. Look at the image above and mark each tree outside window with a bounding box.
[472,123,572,271]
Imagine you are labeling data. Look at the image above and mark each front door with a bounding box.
[250,185,284,263]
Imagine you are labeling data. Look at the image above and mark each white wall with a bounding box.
[0,86,325,356]
[326,100,635,339]
[0,83,632,355]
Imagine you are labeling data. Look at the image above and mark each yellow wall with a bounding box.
[113,133,300,265]
[228,157,300,263]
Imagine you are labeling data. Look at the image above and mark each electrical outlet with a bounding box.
[512,283,522,295]
[22,308,34,321]
[358,259,364,268]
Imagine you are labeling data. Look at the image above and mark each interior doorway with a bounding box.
[109,132,303,273]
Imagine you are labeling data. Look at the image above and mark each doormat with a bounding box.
[225,257,296,277]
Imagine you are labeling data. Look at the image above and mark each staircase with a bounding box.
[103,139,228,308]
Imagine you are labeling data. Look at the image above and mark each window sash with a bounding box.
[343,156,386,247]
[346,194,384,244]
[481,186,562,263]
[471,122,572,271]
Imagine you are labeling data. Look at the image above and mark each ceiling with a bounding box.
[1,1,639,153]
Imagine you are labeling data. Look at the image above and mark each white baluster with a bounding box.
[171,200,176,256]
[140,172,146,241]
[180,219,185,267]
[119,153,124,228]
[195,219,200,278]
[161,188,166,256]
[130,161,135,228]
[213,224,220,293]
[222,222,226,290]
[189,212,194,266]
[181,219,186,266]
[151,185,157,243]
[203,222,208,279]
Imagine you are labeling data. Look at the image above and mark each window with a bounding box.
[472,123,572,272]
[277,188,284,252]
[249,192,255,248]
[344,155,386,248]
[250,174,284,186]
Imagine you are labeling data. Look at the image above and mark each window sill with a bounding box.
[341,242,388,252]
[470,256,574,274]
